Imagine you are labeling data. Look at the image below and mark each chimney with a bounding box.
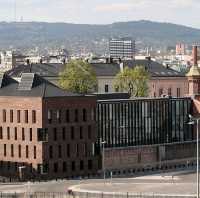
[193,45,198,66]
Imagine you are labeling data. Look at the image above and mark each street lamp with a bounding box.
[100,138,106,183]
[188,114,200,198]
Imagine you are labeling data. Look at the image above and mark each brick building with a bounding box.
[0,73,99,179]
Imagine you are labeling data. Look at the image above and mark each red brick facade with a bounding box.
[0,96,100,179]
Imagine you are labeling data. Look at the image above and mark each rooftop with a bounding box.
[0,73,83,98]
[6,60,185,78]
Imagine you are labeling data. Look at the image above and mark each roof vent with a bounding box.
[18,73,35,90]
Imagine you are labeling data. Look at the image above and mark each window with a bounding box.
[76,144,79,157]
[62,127,66,140]
[105,84,109,93]
[65,110,70,123]
[24,110,28,123]
[30,128,32,141]
[7,161,10,170]
[14,127,17,140]
[91,108,95,121]
[63,162,67,172]
[88,125,91,139]
[80,126,83,139]
[83,109,87,122]
[159,88,163,97]
[2,109,6,122]
[48,110,52,124]
[0,127,3,139]
[84,143,87,157]
[54,163,58,173]
[22,128,25,141]
[74,109,78,122]
[11,144,14,157]
[26,145,29,158]
[37,128,48,142]
[67,144,70,157]
[17,110,21,123]
[10,110,13,123]
[168,88,172,96]
[15,162,18,171]
[53,128,57,141]
[43,164,49,174]
[88,160,93,170]
[18,145,21,158]
[58,145,62,158]
[32,110,36,123]
[177,88,181,97]
[38,164,48,174]
[34,146,36,159]
[71,161,75,171]
[56,110,61,123]
[7,127,10,140]
[4,144,6,156]
[49,146,53,159]
[71,126,74,140]
[80,160,84,170]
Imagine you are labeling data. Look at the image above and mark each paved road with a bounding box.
[0,169,197,194]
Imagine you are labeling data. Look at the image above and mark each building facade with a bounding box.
[109,38,135,59]
[0,73,99,179]
[97,97,193,148]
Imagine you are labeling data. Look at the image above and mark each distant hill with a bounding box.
[0,20,200,54]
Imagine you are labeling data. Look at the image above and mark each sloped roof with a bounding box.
[7,63,63,77]
[186,65,200,77]
[0,73,82,98]
[123,60,184,77]
[6,60,184,78]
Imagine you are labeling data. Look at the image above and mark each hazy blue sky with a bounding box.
[0,0,200,28]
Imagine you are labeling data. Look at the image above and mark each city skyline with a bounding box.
[0,0,200,29]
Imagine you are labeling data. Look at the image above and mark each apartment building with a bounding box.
[0,73,99,179]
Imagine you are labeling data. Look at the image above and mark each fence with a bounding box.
[72,191,196,198]
[0,192,196,198]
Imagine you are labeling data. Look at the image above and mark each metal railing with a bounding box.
[0,192,195,198]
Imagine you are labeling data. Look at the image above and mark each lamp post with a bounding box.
[100,138,106,183]
[188,114,200,198]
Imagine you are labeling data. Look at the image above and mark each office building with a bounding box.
[109,38,135,59]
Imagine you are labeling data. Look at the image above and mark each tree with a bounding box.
[59,60,97,94]
[114,66,150,97]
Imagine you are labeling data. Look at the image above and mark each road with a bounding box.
[0,169,197,195]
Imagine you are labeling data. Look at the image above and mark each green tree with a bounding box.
[59,60,97,94]
[114,66,149,97]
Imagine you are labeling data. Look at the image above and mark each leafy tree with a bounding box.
[59,60,97,94]
[114,66,149,97]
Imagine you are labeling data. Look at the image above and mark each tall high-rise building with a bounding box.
[109,38,135,59]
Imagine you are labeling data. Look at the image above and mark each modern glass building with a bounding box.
[97,97,193,148]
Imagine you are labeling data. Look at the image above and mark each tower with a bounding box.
[186,45,200,96]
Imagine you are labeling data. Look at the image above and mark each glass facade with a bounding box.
[97,98,193,148]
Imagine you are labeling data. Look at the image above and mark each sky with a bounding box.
[0,0,200,28]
